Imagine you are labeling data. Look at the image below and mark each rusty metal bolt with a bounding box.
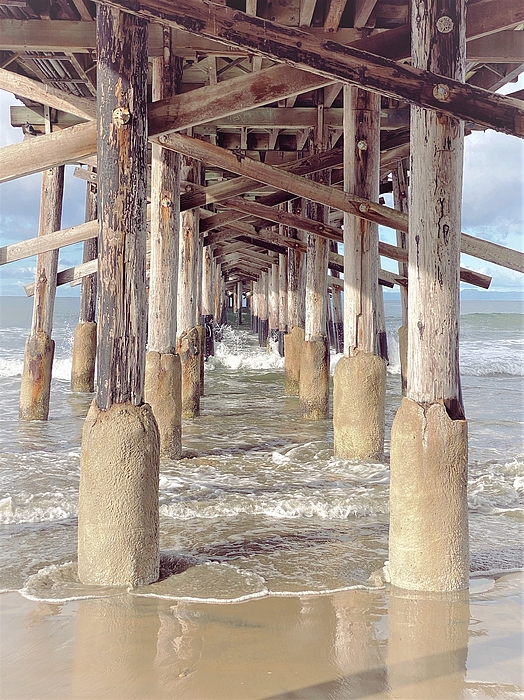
[112,106,131,127]
[161,197,172,208]
[433,83,451,102]
[436,16,453,33]
[359,203,369,213]
[357,140,368,151]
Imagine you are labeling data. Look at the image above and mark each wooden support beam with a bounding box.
[101,0,524,137]
[323,0,348,33]
[466,0,524,41]
[0,67,96,120]
[353,0,377,29]
[466,31,524,64]
[0,64,334,184]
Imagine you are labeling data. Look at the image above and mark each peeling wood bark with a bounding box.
[95,5,148,411]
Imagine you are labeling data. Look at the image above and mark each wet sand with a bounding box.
[1,572,522,700]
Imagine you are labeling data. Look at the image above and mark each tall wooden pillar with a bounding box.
[258,270,269,346]
[268,262,279,343]
[330,241,344,354]
[177,156,202,418]
[299,101,330,420]
[144,30,183,459]
[78,7,159,587]
[236,280,243,325]
[389,0,469,592]
[278,251,288,356]
[333,86,386,459]
[202,246,215,358]
[392,160,410,394]
[19,159,64,421]
[71,170,98,393]
[284,200,306,394]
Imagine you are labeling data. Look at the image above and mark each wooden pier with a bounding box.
[1,0,523,591]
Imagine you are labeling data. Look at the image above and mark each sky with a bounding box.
[0,77,523,298]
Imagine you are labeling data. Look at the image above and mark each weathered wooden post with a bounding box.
[299,100,330,420]
[258,270,269,346]
[278,250,288,356]
[177,155,202,418]
[144,31,182,459]
[392,160,409,394]
[333,86,386,458]
[268,262,279,344]
[330,241,344,354]
[202,245,215,358]
[284,200,306,395]
[71,169,97,393]
[236,280,243,325]
[78,6,159,587]
[389,0,469,592]
[19,152,64,420]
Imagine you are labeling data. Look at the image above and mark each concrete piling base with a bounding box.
[284,326,304,396]
[71,321,97,393]
[177,327,201,418]
[144,351,182,459]
[19,331,55,421]
[389,398,469,592]
[333,353,386,460]
[78,400,160,586]
[299,335,329,420]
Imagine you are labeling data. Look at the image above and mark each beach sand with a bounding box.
[1,572,522,700]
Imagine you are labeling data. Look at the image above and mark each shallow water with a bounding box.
[0,298,522,603]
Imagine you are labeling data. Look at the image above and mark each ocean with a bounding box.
[0,296,522,601]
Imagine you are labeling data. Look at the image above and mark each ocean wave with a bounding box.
[0,494,77,524]
[160,492,386,520]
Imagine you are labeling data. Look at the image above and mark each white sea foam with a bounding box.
[0,494,77,524]
[0,357,23,377]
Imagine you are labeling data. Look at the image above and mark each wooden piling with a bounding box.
[268,262,279,343]
[333,86,386,459]
[299,99,330,420]
[19,162,64,421]
[258,270,269,347]
[392,160,409,394]
[202,246,215,358]
[389,0,469,592]
[236,280,243,325]
[177,155,202,418]
[284,199,306,395]
[144,31,183,459]
[78,6,159,587]
[278,251,288,357]
[71,170,98,393]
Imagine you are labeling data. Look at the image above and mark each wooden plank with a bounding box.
[101,0,524,137]
[466,0,524,41]
[466,31,524,63]
[324,0,348,33]
[0,67,96,120]
[354,0,377,29]
[0,218,98,264]
[79,170,97,324]
[156,132,408,231]
[0,64,334,184]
